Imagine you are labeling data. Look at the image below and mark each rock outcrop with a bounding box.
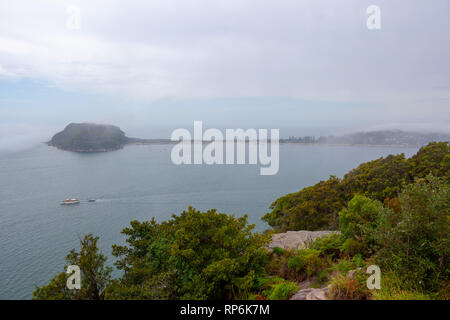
[269,230,339,251]
[290,285,331,300]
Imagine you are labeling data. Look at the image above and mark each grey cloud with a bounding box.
[0,0,448,137]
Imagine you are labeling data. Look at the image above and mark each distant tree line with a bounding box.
[280,130,450,147]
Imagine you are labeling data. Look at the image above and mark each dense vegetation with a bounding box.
[263,142,449,232]
[34,208,273,300]
[263,175,449,300]
[33,142,449,300]
[107,208,270,299]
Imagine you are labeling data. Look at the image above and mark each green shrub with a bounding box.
[341,238,366,257]
[339,195,381,239]
[287,255,306,273]
[330,258,356,275]
[272,248,328,281]
[374,175,449,292]
[261,277,298,300]
[328,270,372,300]
[351,254,366,268]
[311,233,344,260]
[338,195,385,255]
[272,246,285,256]
[317,269,330,284]
[269,282,298,300]
[304,249,325,277]
[108,207,271,300]
[372,271,436,300]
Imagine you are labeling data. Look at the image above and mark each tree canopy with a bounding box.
[263,142,449,232]
[33,234,112,300]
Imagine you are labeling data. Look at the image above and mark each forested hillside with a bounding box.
[262,142,449,232]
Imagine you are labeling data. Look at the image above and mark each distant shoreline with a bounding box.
[46,123,449,153]
[46,140,430,152]
[128,140,428,148]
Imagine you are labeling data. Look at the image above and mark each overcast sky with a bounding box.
[0,0,449,150]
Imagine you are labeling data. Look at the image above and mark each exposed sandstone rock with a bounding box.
[290,285,331,300]
[269,230,339,251]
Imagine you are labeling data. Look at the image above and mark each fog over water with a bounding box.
[1,0,449,153]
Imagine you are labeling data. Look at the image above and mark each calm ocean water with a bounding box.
[0,143,418,299]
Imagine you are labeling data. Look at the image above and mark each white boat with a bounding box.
[60,198,80,205]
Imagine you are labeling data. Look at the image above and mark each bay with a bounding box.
[0,143,418,299]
